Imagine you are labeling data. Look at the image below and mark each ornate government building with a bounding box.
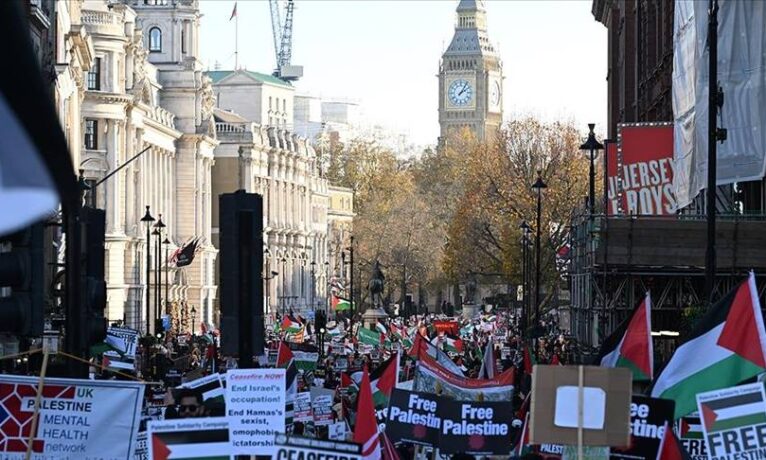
[40,0,349,332]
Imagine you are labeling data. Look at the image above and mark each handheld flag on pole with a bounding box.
[596,292,653,381]
[354,367,381,460]
[651,272,766,418]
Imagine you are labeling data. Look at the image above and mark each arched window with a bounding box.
[149,27,162,52]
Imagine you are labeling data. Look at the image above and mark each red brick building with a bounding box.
[591,0,674,140]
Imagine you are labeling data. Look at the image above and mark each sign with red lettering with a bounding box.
[607,124,676,216]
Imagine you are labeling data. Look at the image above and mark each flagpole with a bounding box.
[234,4,239,70]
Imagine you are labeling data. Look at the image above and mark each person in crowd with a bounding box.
[175,389,206,418]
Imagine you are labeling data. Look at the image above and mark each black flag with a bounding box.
[175,238,200,267]
[0,1,78,235]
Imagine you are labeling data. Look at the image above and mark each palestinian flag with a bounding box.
[353,367,381,460]
[102,353,135,373]
[409,334,464,376]
[149,418,230,460]
[698,385,766,434]
[596,292,653,381]
[651,272,766,418]
[369,353,399,408]
[375,321,388,335]
[358,327,384,347]
[277,342,298,432]
[281,316,303,334]
[678,415,704,439]
[655,422,690,460]
[442,334,463,354]
[332,295,352,311]
[179,374,225,402]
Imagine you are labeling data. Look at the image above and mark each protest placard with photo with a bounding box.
[294,392,313,423]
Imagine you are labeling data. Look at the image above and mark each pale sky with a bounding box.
[199,0,607,145]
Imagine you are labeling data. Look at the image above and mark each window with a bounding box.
[269,96,272,110]
[83,179,97,208]
[84,120,97,150]
[181,25,186,54]
[149,27,162,52]
[87,57,101,90]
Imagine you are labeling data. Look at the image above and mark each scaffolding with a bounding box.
[566,209,766,356]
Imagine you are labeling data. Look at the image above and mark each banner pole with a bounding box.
[25,351,50,460]
[577,365,584,460]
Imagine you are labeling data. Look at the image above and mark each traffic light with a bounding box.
[0,223,44,336]
[219,191,264,367]
[81,207,106,346]
[315,309,326,332]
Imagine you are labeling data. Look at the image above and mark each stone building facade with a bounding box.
[72,0,219,333]
[211,107,330,317]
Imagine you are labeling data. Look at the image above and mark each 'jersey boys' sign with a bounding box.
[607,123,676,216]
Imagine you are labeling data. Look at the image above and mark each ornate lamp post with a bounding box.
[140,206,155,335]
[579,123,604,215]
[532,171,547,330]
[281,257,287,315]
[310,260,316,313]
[163,237,171,319]
[154,215,165,332]
[190,306,197,337]
[519,220,531,332]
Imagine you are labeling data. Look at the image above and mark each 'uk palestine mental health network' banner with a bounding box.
[0,375,144,460]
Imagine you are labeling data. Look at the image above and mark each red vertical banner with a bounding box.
[607,124,676,216]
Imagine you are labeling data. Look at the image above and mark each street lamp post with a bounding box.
[519,221,531,332]
[190,306,196,337]
[281,257,287,315]
[163,237,170,319]
[140,206,155,335]
[580,124,604,215]
[300,253,306,310]
[349,236,355,327]
[310,260,316,313]
[154,215,165,331]
[324,261,330,311]
[532,171,547,330]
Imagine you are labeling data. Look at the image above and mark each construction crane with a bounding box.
[269,0,303,81]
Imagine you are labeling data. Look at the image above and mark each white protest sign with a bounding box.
[696,383,766,459]
[0,375,144,460]
[328,421,348,441]
[147,417,231,459]
[225,368,285,455]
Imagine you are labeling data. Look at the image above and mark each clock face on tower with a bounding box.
[448,79,473,106]
[490,80,501,106]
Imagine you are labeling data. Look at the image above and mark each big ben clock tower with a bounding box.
[438,0,503,142]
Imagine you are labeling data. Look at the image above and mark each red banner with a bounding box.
[433,320,459,336]
[607,124,676,215]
